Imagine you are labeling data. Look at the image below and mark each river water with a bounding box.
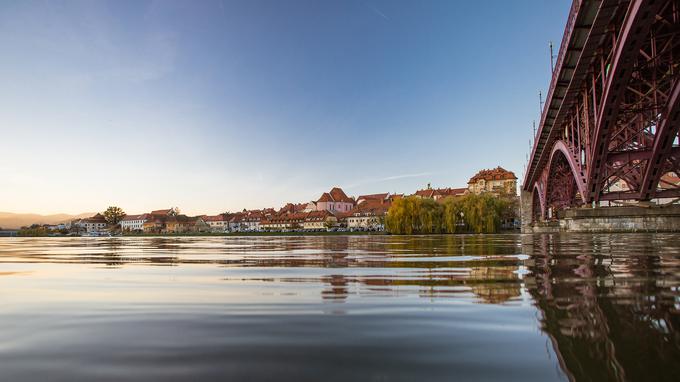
[0,234,678,381]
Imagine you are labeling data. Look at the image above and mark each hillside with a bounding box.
[0,212,96,229]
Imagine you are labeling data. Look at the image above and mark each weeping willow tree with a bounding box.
[442,197,465,233]
[387,193,512,234]
[459,194,500,233]
[386,196,420,234]
[418,197,444,234]
[386,196,444,234]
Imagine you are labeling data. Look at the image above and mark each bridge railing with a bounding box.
[525,0,582,188]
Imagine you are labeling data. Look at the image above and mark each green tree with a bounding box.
[387,193,515,235]
[418,197,443,233]
[324,219,336,230]
[442,197,465,233]
[103,206,126,226]
[465,194,497,233]
[17,225,50,236]
[386,196,444,234]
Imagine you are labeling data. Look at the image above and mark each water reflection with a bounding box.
[0,234,678,380]
[523,234,680,381]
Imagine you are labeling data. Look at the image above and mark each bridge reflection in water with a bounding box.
[523,234,680,381]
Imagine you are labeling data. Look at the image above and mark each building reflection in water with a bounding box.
[235,235,526,305]
[523,233,680,381]
[321,274,349,302]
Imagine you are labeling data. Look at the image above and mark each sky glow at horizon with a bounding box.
[0,0,571,215]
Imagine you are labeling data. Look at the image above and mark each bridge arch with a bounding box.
[545,142,586,217]
[532,183,545,223]
[549,140,587,202]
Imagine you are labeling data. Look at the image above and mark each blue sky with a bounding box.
[0,0,571,215]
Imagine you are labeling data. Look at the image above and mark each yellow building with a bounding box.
[467,167,517,196]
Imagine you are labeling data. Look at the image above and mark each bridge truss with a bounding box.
[524,0,680,220]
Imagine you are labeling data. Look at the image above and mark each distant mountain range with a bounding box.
[0,212,96,230]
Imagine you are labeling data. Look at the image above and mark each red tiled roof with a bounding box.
[349,199,391,216]
[122,214,149,221]
[305,210,333,222]
[317,192,333,203]
[414,189,435,198]
[229,213,245,223]
[468,167,517,183]
[316,187,354,204]
[329,187,353,203]
[203,215,227,222]
[357,193,389,204]
[165,215,192,224]
[439,187,467,197]
[278,203,307,214]
[83,213,107,224]
[150,209,173,215]
[415,187,467,199]
[333,211,352,219]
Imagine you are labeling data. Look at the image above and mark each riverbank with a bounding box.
[11,229,521,238]
[121,231,385,237]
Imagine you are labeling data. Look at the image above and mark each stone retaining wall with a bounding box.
[523,205,680,233]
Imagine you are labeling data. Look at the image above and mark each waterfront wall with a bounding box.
[560,205,680,233]
[523,205,680,233]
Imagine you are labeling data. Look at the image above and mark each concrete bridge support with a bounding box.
[520,190,533,233]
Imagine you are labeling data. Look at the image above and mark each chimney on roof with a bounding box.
[427,182,431,190]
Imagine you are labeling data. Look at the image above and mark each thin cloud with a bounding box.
[346,172,432,189]
[377,172,431,182]
[368,4,390,21]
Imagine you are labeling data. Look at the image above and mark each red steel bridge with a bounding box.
[523,0,680,222]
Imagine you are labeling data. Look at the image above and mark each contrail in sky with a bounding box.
[369,4,390,20]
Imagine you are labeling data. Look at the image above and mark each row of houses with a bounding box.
[118,209,211,234]
[48,213,109,233]
[115,188,396,233]
[76,167,519,234]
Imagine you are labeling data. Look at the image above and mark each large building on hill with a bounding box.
[467,167,517,196]
[315,187,355,213]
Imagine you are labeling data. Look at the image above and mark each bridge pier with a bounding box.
[520,190,533,233]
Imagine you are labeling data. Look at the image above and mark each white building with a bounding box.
[229,211,264,232]
[120,214,149,232]
[80,213,108,233]
[204,215,229,232]
[302,210,336,231]
[346,200,390,231]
